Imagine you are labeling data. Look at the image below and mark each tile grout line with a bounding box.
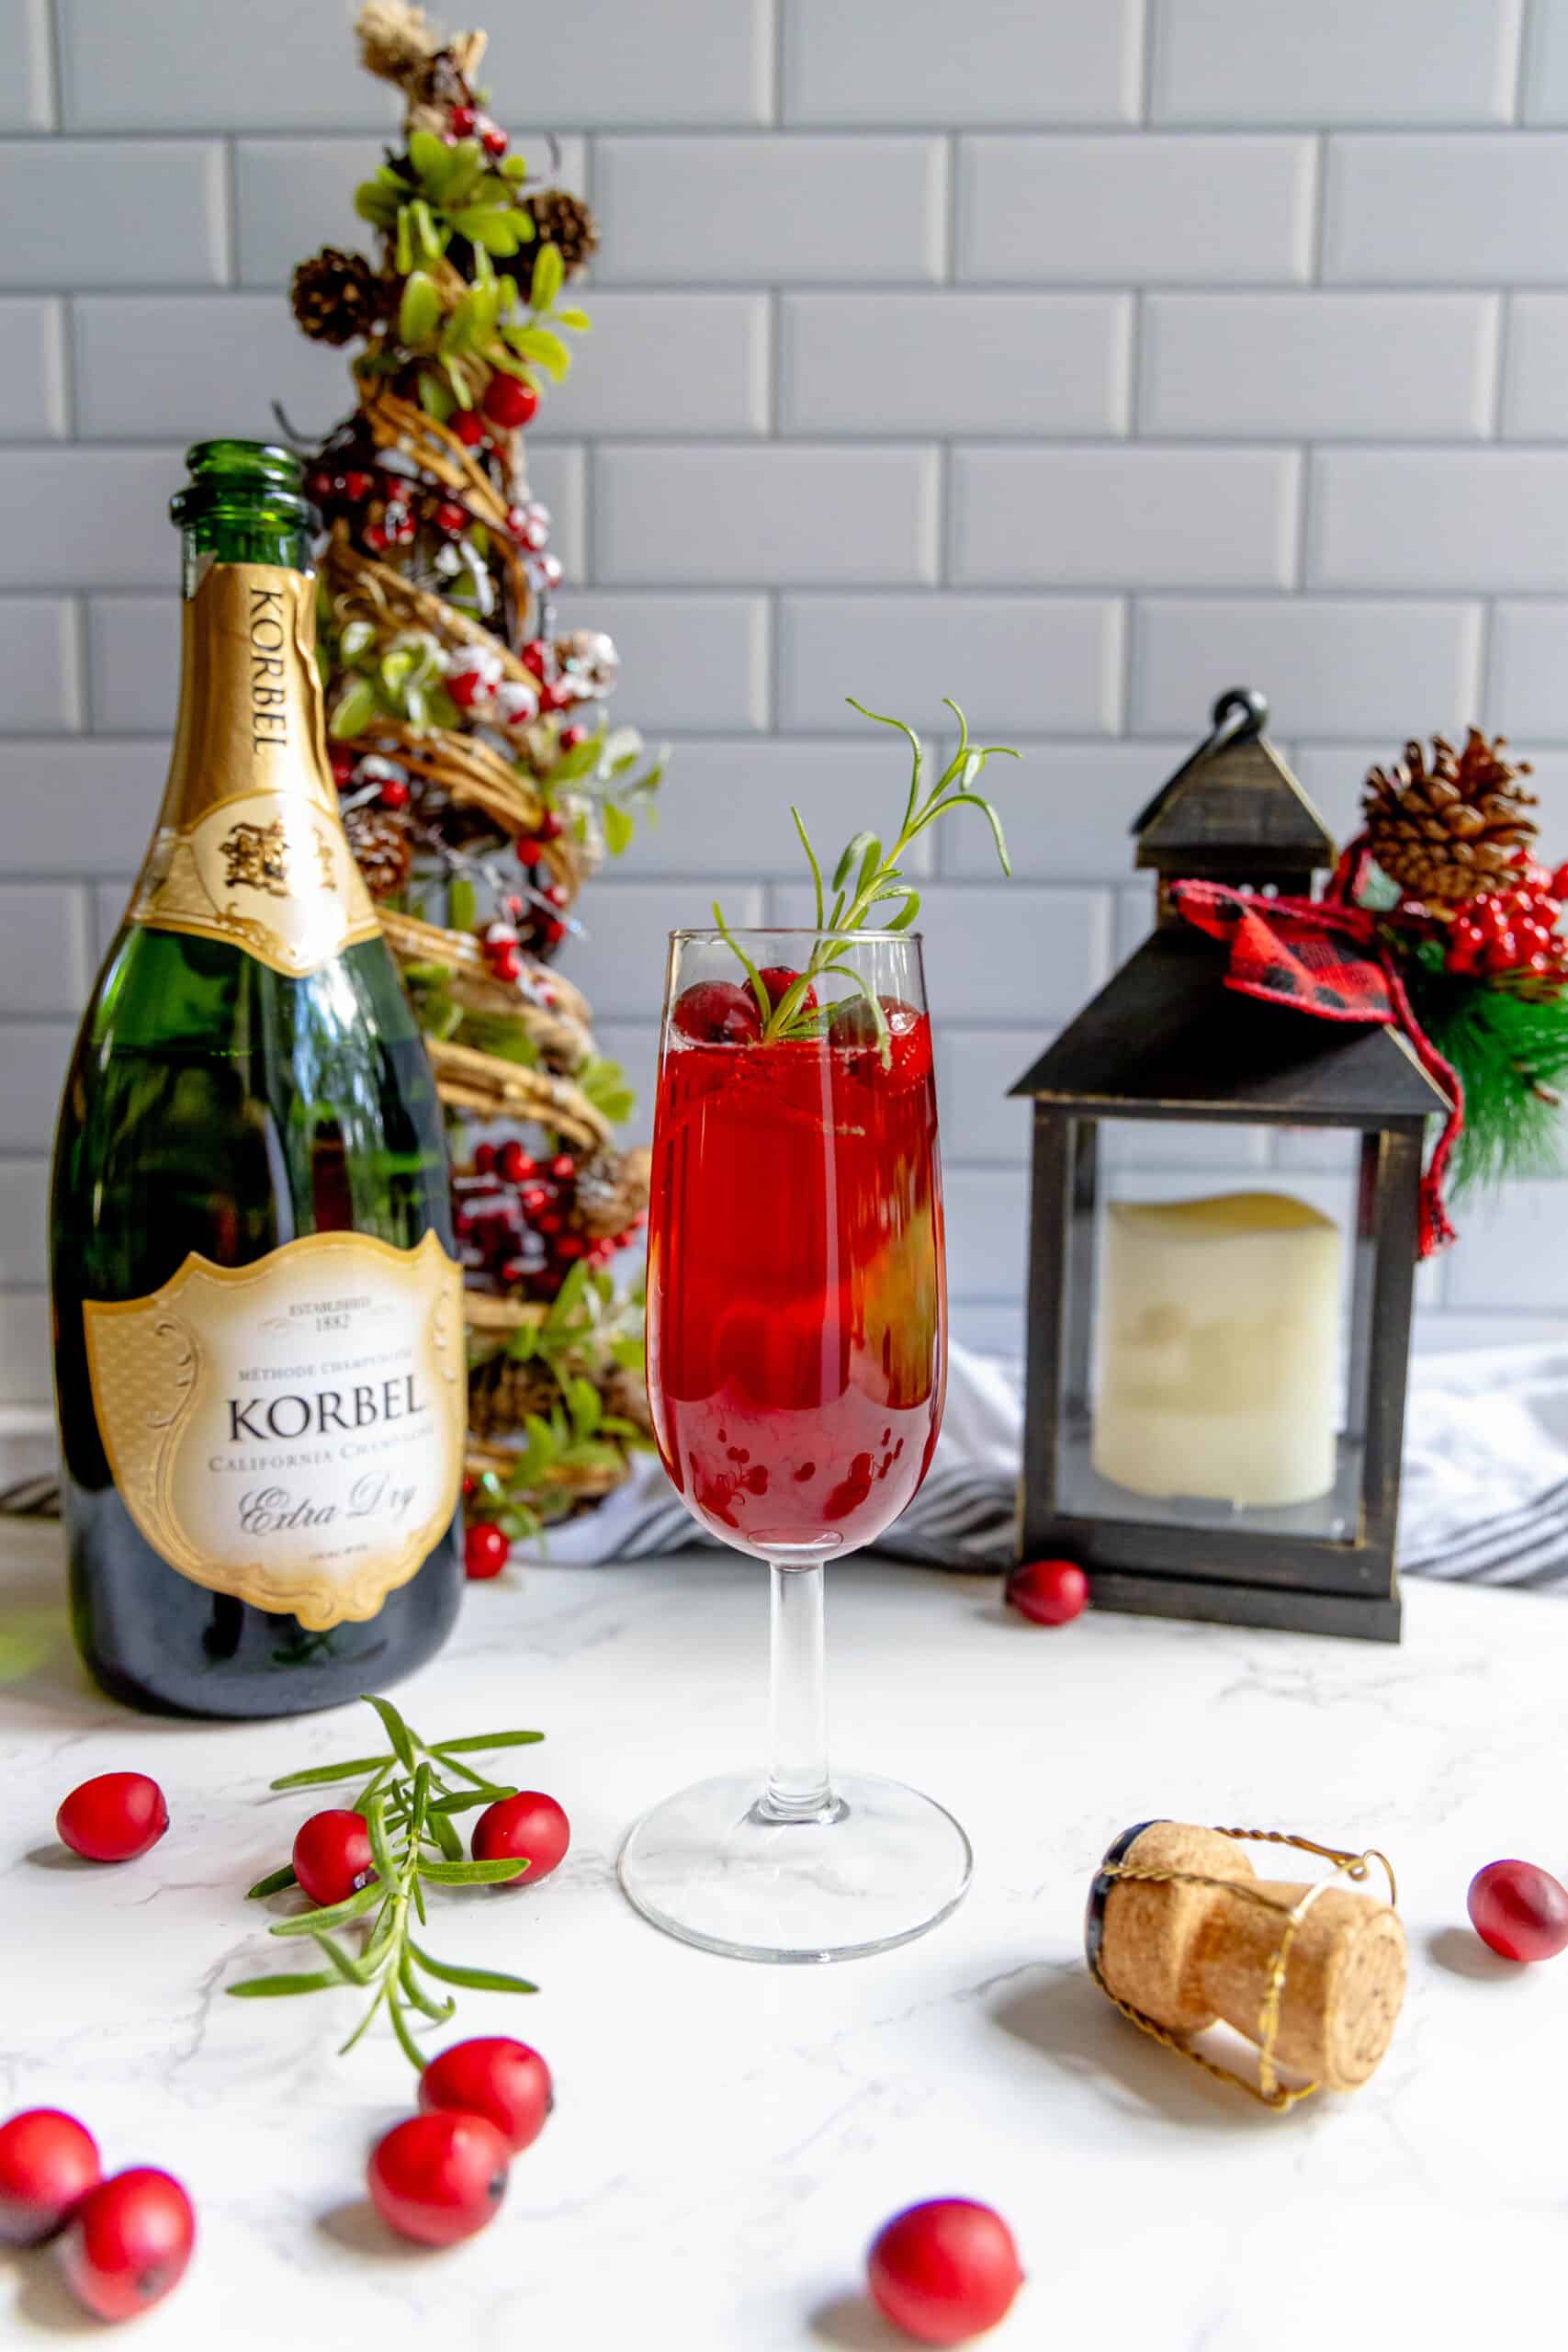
[1477,598,1498,724]
[1137,0,1157,124]
[1515,0,1536,122]
[65,593,89,734]
[1489,290,1513,442]
[1307,130,1328,285]
[39,0,63,128]
[220,134,240,288]
[20,121,1568,139]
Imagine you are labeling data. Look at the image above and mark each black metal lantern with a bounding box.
[1010,691,1450,1643]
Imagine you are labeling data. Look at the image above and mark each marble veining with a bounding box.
[2,1519,1563,2350]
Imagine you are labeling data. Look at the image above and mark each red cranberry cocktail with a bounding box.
[619,928,970,1967]
[616,698,1016,1965]
[647,974,945,1559]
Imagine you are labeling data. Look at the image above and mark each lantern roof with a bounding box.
[1009,926,1450,1122]
[1134,686,1336,885]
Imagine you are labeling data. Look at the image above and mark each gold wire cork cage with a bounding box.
[1085,1819,1404,2110]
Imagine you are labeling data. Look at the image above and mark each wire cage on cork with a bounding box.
[1085,1819,1405,2110]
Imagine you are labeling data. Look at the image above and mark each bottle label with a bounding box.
[83,1230,466,1630]
[130,562,382,978]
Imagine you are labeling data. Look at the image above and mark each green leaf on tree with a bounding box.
[408,130,453,192]
[329,677,378,739]
[416,370,455,423]
[566,1375,602,1440]
[507,324,571,379]
[399,269,441,348]
[354,180,400,227]
[530,242,565,312]
[452,207,520,255]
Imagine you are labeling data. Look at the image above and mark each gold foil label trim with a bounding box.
[84,1230,465,1630]
[130,563,380,978]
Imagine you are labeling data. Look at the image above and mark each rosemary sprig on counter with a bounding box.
[228,1691,543,2067]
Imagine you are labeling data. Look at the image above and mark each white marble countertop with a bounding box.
[3,1520,1565,2350]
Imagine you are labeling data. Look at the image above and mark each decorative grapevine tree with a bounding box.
[288,0,664,1547]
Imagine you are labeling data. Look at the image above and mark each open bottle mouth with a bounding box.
[171,439,317,532]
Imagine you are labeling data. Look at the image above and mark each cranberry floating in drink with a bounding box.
[619,697,1018,1963]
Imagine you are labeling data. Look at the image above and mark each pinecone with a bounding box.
[572,1145,650,1239]
[344,801,413,899]
[291,247,384,346]
[517,191,599,297]
[1363,729,1538,907]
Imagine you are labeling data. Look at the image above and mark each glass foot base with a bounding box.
[617,1770,973,1963]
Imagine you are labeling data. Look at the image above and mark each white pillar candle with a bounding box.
[1091,1191,1342,1510]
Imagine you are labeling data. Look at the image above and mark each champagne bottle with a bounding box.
[51,440,465,1717]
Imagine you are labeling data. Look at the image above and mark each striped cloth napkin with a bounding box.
[515,1340,1568,1591]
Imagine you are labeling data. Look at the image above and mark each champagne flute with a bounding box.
[617,928,971,1962]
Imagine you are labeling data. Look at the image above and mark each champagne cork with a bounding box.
[1086,1820,1405,2093]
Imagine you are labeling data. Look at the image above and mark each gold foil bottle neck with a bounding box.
[130,562,381,978]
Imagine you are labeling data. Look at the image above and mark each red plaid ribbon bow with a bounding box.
[1171,847,1462,1258]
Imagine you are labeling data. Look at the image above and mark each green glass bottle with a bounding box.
[51,441,464,1717]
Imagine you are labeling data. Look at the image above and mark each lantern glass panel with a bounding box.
[1054,1116,1378,1544]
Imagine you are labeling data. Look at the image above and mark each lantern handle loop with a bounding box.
[1207,685,1268,745]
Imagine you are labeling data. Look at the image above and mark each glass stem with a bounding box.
[761,1560,836,1822]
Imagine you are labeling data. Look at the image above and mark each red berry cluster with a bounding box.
[483,875,569,967]
[455,1141,645,1299]
[307,460,423,557]
[372,2028,555,2245]
[521,636,583,714]
[330,742,411,812]
[369,2025,556,2245]
[0,2107,195,2322]
[306,459,376,516]
[669,974,936,1086]
[447,99,510,160]
[1446,859,1568,983]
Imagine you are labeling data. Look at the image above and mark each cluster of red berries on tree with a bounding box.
[1356,729,1568,1199]
[288,2,665,1549]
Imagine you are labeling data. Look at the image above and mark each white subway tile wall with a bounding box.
[2,0,1566,1404]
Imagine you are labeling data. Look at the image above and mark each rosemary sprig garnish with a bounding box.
[715,696,1017,1062]
[228,1692,544,2066]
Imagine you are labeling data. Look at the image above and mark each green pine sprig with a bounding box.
[715,697,1018,1063]
[227,1692,544,2067]
[1404,940,1568,1199]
